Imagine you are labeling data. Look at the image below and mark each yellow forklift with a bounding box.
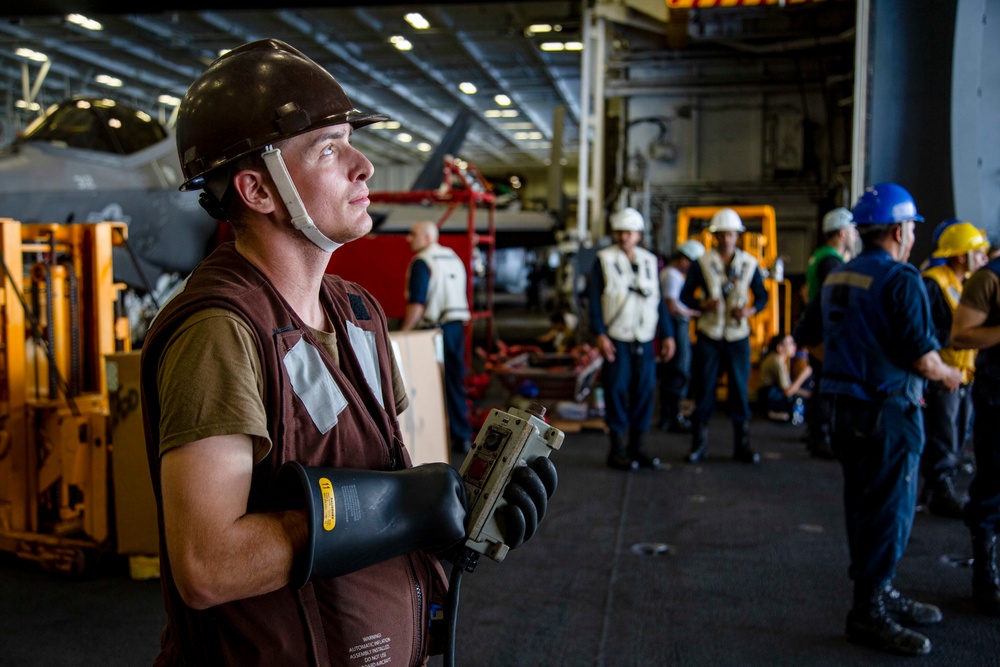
[0,220,131,573]
[676,204,791,363]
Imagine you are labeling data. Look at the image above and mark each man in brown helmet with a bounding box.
[140,40,554,666]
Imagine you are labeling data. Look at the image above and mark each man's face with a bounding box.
[407,225,431,252]
[278,123,375,244]
[971,247,989,272]
[613,230,641,253]
[714,231,740,253]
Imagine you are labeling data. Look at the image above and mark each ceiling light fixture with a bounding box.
[397,133,413,143]
[158,94,181,106]
[390,36,413,51]
[417,142,432,152]
[565,42,584,51]
[15,100,41,111]
[95,74,122,88]
[540,43,565,52]
[494,94,511,106]
[15,47,48,62]
[484,109,519,118]
[369,121,401,130]
[66,14,103,31]
[527,24,552,34]
[405,13,430,30]
[458,82,477,95]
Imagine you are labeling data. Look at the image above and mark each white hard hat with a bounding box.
[610,207,645,232]
[822,207,855,233]
[708,208,746,233]
[677,239,705,261]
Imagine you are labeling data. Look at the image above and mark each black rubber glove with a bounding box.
[494,457,558,549]
[275,462,468,588]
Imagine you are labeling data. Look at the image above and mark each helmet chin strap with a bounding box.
[897,222,913,262]
[261,145,342,253]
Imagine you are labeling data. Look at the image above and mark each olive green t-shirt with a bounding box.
[157,307,409,464]
[758,352,791,391]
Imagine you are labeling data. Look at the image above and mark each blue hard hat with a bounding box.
[851,182,924,225]
[933,218,962,243]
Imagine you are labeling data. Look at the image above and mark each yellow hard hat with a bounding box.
[932,222,990,258]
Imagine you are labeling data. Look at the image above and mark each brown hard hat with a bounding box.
[176,38,388,191]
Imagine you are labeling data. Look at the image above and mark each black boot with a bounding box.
[606,432,638,471]
[881,583,942,626]
[846,581,931,656]
[628,430,662,470]
[685,422,708,463]
[972,529,1000,616]
[732,421,760,464]
[927,477,968,519]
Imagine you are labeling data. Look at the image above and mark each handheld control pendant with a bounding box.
[458,404,563,562]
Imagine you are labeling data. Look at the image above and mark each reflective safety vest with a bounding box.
[597,245,660,343]
[407,243,471,326]
[923,263,975,383]
[696,248,758,342]
[821,249,925,405]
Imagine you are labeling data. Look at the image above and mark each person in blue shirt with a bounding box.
[680,208,768,464]
[401,221,473,453]
[588,207,675,471]
[821,183,962,656]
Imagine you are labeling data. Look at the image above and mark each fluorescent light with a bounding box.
[528,24,552,34]
[16,47,48,62]
[135,111,152,122]
[66,14,103,31]
[417,142,432,152]
[15,100,41,111]
[540,43,565,52]
[96,74,122,88]
[405,13,430,30]
[108,118,122,129]
[494,94,511,106]
[565,42,584,51]
[397,133,413,143]
[158,94,181,106]
[458,82,477,95]
[390,36,413,51]
[75,100,92,109]
[502,122,535,130]
[514,131,544,141]
[485,109,519,118]
[368,121,401,130]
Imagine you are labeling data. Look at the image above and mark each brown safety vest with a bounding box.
[141,243,447,667]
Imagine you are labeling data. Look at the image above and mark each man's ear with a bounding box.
[232,169,276,215]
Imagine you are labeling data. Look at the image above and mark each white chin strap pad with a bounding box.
[261,146,342,253]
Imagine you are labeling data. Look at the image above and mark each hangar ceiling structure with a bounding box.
[0,1,856,179]
[1,1,590,175]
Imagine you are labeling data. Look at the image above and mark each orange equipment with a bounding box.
[676,205,792,363]
[0,220,131,573]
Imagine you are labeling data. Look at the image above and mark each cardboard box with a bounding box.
[106,351,159,556]
[389,329,450,465]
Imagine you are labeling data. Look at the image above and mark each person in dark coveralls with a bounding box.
[139,40,554,667]
[951,247,1000,617]
[820,183,961,656]
[658,239,705,433]
[801,207,857,459]
[589,207,676,471]
[680,208,768,464]
[919,222,989,517]
[400,220,473,453]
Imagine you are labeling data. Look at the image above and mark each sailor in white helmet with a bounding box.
[588,207,676,471]
[679,208,769,464]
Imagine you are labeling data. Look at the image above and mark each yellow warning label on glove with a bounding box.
[319,478,336,531]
